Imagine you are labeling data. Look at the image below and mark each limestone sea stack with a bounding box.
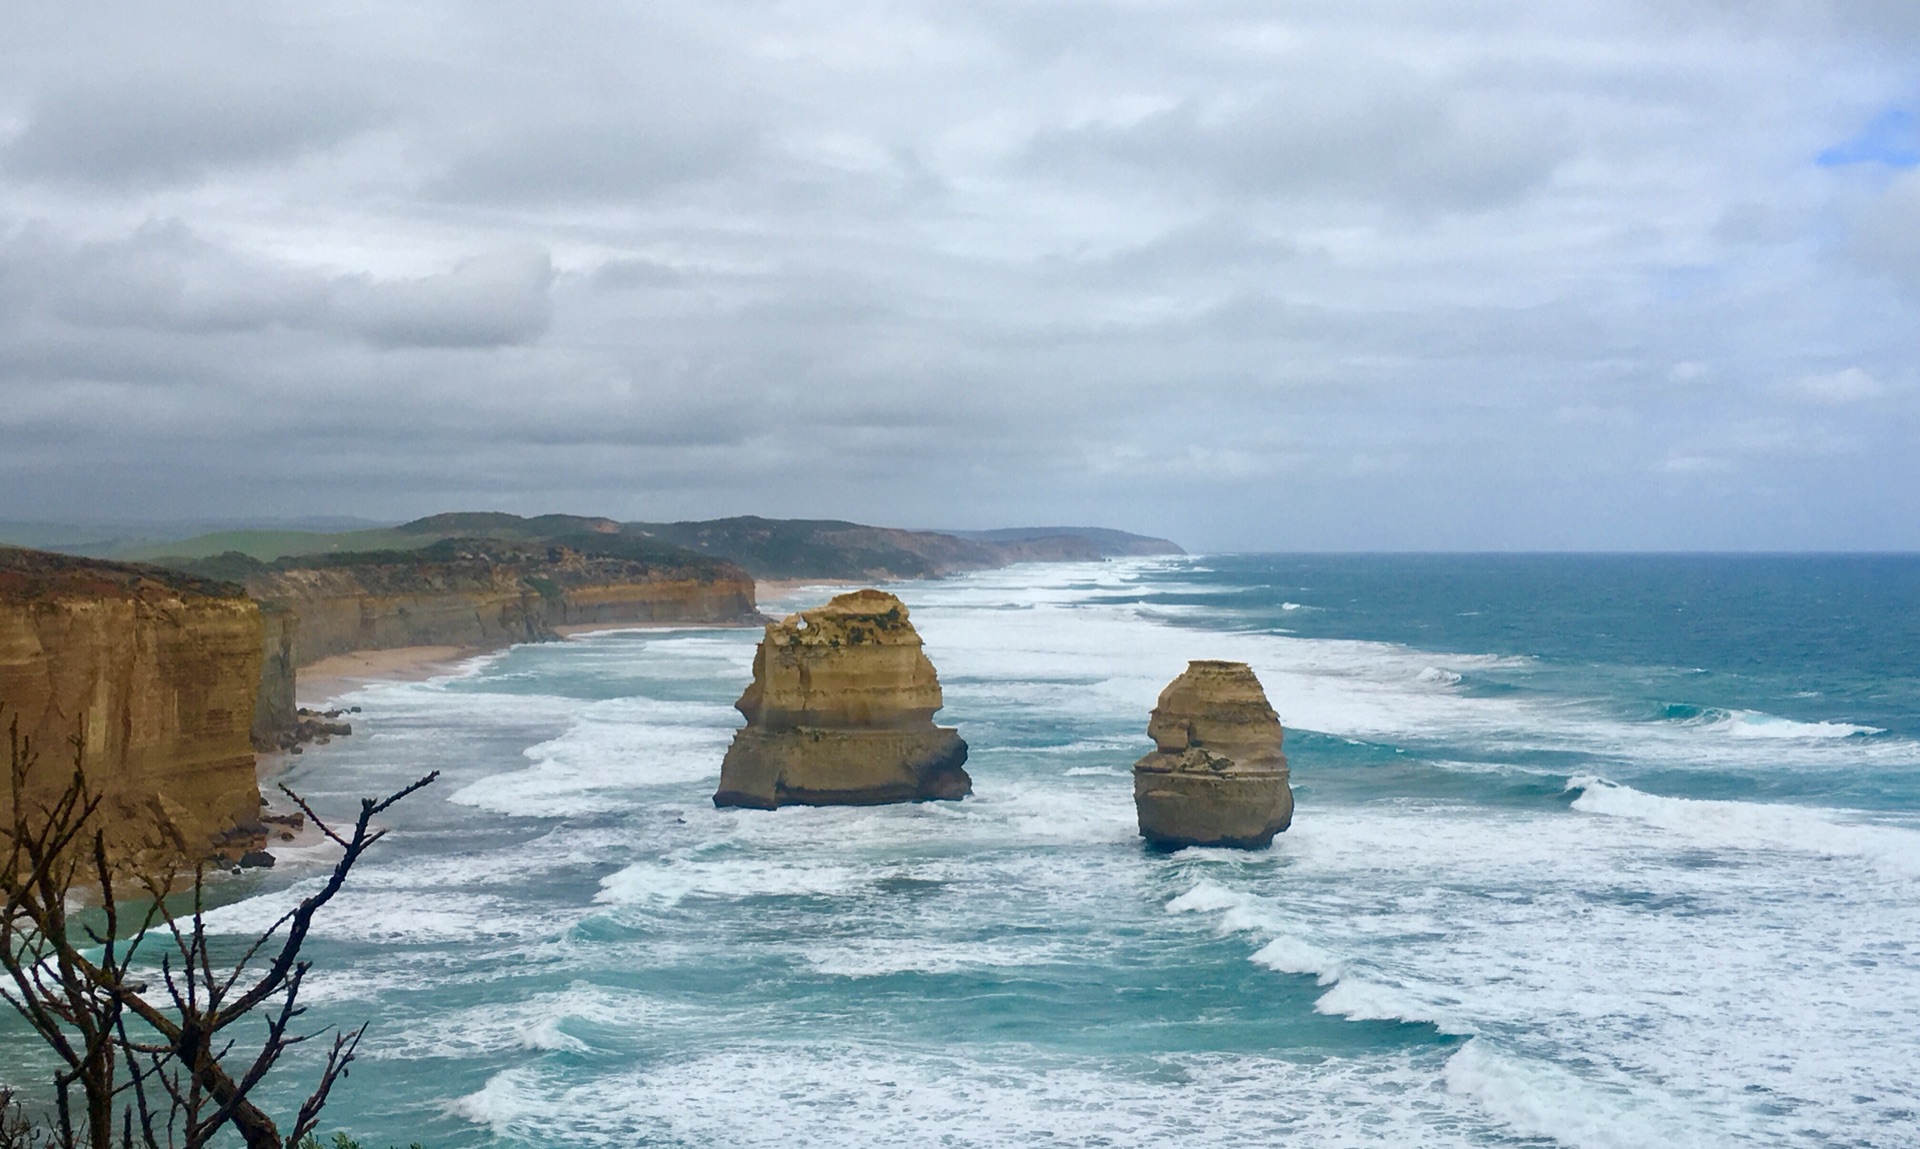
[713,589,970,808]
[1133,660,1293,849]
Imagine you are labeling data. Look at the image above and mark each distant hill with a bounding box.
[624,516,1038,579]
[936,527,1184,557]
[0,543,247,602]
[98,512,1182,582]
[109,527,418,562]
[0,518,399,561]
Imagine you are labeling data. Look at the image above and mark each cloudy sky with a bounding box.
[1,1,1916,549]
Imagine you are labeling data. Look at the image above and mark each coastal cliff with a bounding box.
[177,536,760,671]
[714,589,970,808]
[1133,660,1293,849]
[0,547,264,856]
[147,533,760,748]
[251,604,297,750]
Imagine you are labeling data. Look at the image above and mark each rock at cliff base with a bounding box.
[1133,660,1293,849]
[714,589,970,808]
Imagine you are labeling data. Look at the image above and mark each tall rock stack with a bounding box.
[1133,660,1293,849]
[713,589,970,808]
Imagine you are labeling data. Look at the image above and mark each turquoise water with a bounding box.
[70,557,1920,1145]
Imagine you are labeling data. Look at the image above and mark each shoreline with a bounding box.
[295,615,773,703]
[288,583,923,704]
[296,645,472,704]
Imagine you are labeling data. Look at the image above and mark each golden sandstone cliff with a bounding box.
[1,535,762,853]
[245,541,756,667]
[0,547,265,857]
[233,538,759,747]
[714,589,970,808]
[1133,660,1293,849]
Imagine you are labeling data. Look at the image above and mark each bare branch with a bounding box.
[2,705,437,1148]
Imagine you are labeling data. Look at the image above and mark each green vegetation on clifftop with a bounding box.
[84,512,1180,583]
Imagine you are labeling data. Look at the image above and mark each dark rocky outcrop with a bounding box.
[250,603,297,751]
[714,589,970,808]
[1133,660,1293,850]
[269,707,356,754]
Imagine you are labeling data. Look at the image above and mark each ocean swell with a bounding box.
[1566,776,1920,877]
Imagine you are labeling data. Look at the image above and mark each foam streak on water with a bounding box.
[112,557,1920,1148]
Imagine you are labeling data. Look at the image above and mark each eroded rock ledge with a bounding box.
[714,589,970,808]
[1133,660,1293,849]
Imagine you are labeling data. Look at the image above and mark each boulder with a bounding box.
[714,589,970,808]
[1133,660,1293,849]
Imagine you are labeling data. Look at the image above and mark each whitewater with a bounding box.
[202,555,1918,1147]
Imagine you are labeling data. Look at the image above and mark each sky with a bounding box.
[1,1,1916,551]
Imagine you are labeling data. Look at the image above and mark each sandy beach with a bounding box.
[299,618,776,702]
[286,583,841,708]
[296,645,471,704]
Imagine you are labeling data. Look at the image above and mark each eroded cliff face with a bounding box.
[251,604,296,751]
[244,541,759,669]
[714,589,970,808]
[1133,660,1293,849]
[0,548,264,857]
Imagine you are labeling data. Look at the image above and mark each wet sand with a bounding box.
[297,645,470,704]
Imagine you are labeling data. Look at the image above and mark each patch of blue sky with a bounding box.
[1818,107,1920,168]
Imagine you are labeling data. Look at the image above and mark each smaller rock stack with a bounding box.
[713,589,970,808]
[1133,660,1293,849]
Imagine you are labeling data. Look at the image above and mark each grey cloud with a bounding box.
[1849,171,1920,292]
[1648,0,1920,43]
[1034,78,1569,211]
[588,258,691,290]
[1796,0,1920,42]
[0,224,553,350]
[2,75,380,188]
[0,222,326,333]
[1058,214,1301,283]
[432,121,761,204]
[333,248,555,348]
[0,1,1916,548]
[1778,367,1888,404]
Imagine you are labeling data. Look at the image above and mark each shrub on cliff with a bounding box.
[0,708,435,1149]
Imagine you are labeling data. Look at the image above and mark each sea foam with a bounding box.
[1443,1041,1739,1149]
[236,556,1920,1149]
[450,1044,1513,1148]
[1567,776,1920,877]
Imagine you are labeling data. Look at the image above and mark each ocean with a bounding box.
[118,556,1920,1145]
